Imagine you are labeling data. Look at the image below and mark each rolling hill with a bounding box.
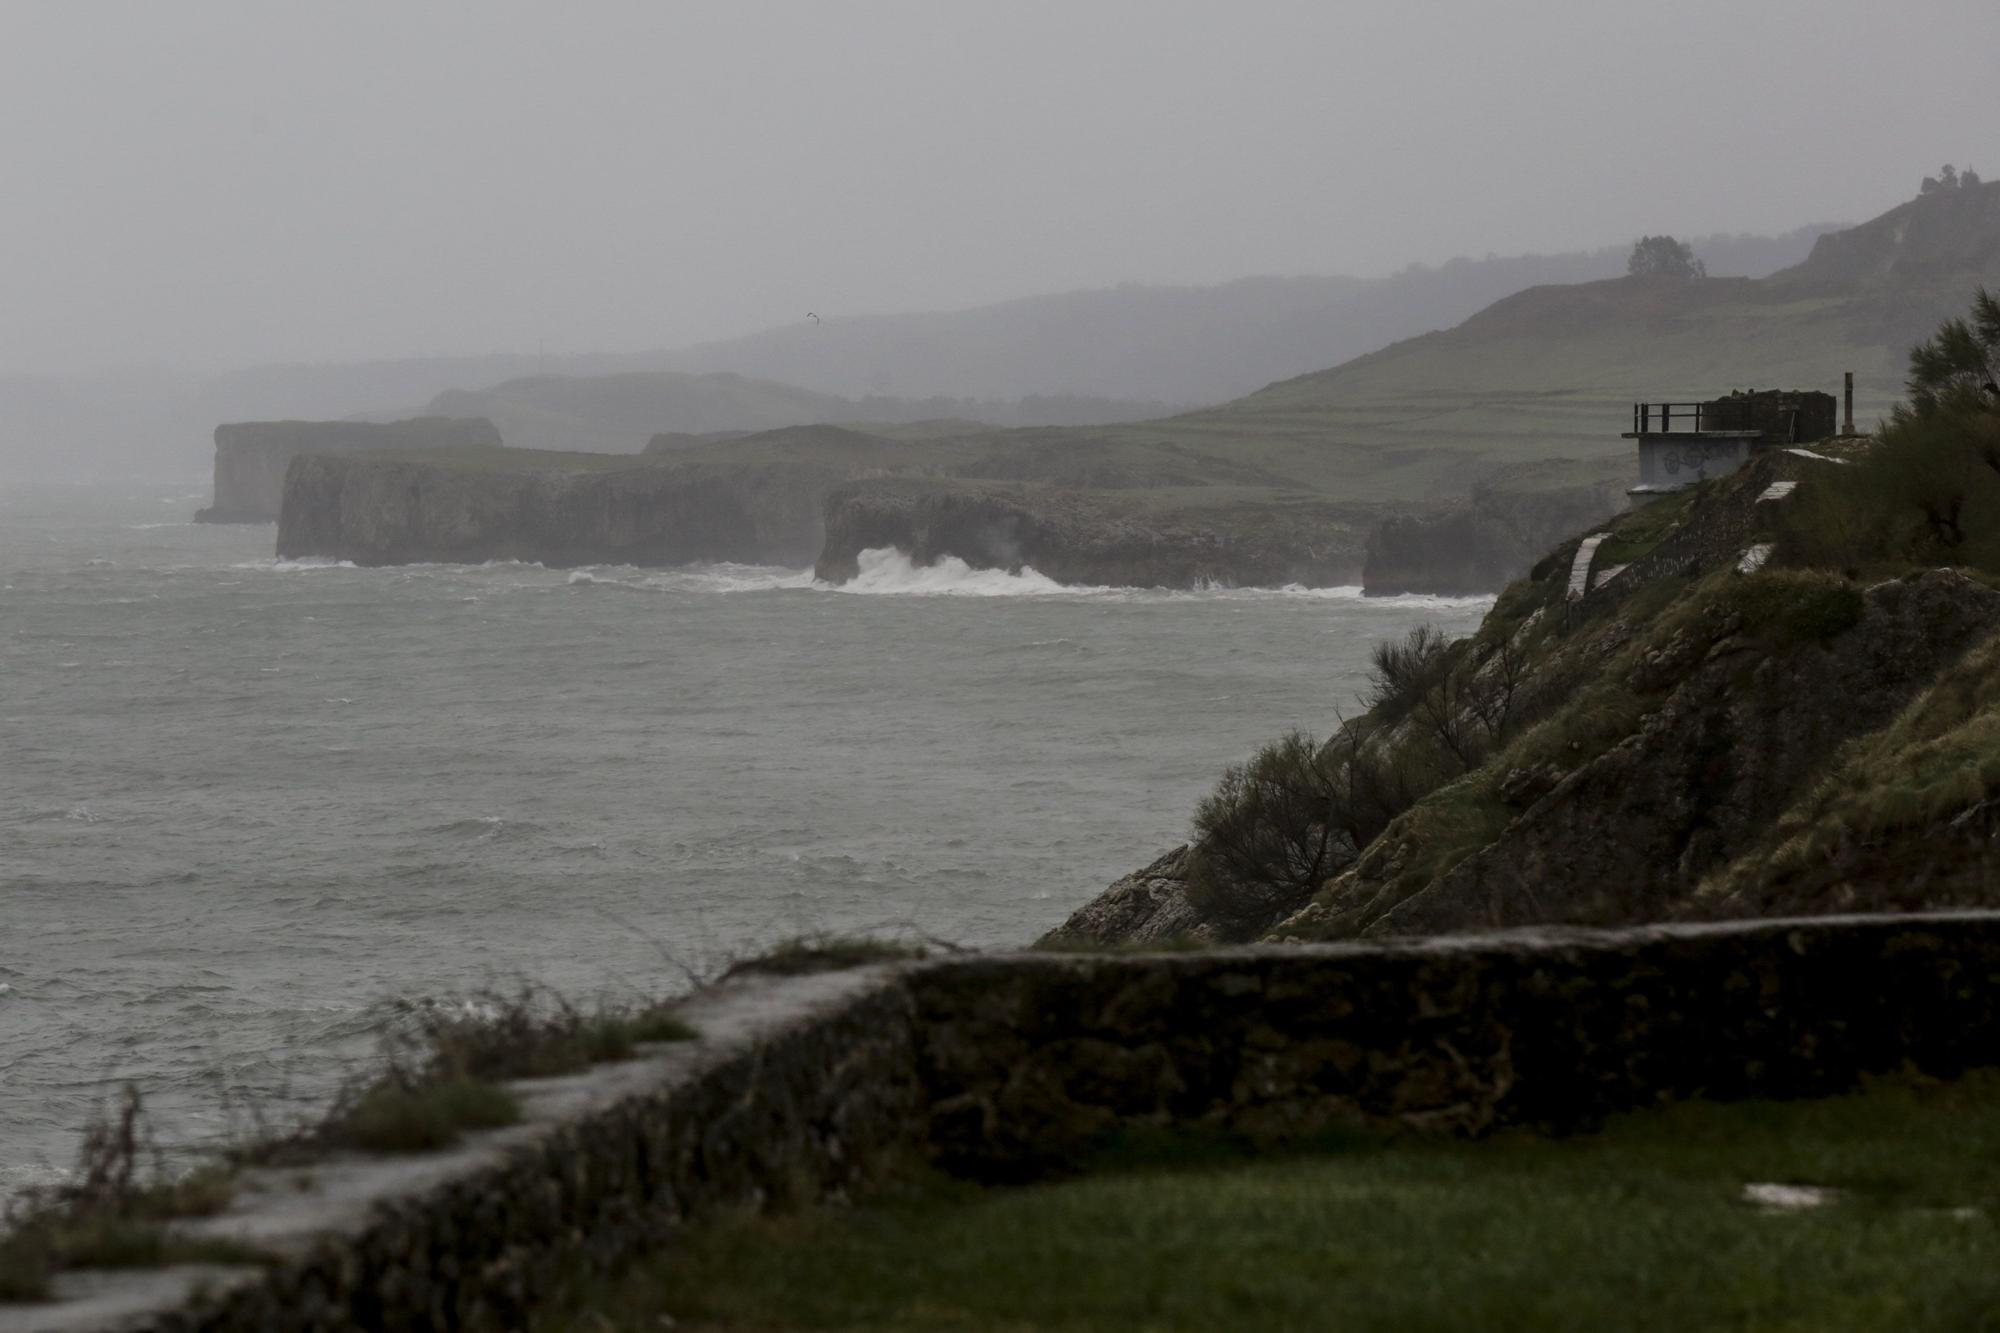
[662,228,1834,405]
[921,180,2000,506]
[274,183,2000,591]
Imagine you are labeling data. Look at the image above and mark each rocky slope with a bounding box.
[1047,444,2000,948]
[1303,567,2000,938]
[196,417,500,523]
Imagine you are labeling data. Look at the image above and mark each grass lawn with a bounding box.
[542,1072,2000,1332]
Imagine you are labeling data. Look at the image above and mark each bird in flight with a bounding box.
[806,312,821,324]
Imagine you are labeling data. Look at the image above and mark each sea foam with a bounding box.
[821,548,1094,597]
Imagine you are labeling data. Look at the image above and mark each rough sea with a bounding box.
[0,481,1488,1195]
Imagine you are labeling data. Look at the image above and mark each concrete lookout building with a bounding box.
[1624,388,1839,506]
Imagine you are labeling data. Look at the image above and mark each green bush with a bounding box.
[1718,572,1866,645]
[1185,727,1441,933]
[1186,732,1353,932]
[1779,288,2000,577]
[1364,624,1452,720]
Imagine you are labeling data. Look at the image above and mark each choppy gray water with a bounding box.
[0,482,1487,1192]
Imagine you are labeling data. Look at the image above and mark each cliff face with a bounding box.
[816,478,1370,589]
[1053,449,2000,949]
[277,451,842,567]
[196,417,501,523]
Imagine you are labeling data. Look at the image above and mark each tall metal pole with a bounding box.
[1843,372,1855,435]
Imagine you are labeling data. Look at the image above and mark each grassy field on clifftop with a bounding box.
[544,1073,2000,1332]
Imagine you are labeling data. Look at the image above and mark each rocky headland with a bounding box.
[1046,434,2000,949]
[277,448,849,567]
[196,417,501,524]
[271,415,1388,587]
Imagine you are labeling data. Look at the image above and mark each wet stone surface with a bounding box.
[6,913,2000,1331]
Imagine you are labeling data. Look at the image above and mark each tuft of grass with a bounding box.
[538,1071,2000,1333]
[332,1076,521,1155]
[0,1234,52,1303]
[282,989,696,1160]
[719,934,929,981]
[1593,483,1702,566]
[384,986,697,1083]
[0,1217,271,1302]
[0,1088,265,1304]
[621,1009,700,1044]
[1716,569,1866,645]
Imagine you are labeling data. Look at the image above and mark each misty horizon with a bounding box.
[2,0,1992,378]
[2,220,1842,384]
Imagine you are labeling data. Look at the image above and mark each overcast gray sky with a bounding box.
[2,0,1993,375]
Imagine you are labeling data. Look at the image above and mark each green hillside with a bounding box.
[425,372,1176,454]
[1179,179,2000,499]
[403,186,1998,510]
[828,181,2000,507]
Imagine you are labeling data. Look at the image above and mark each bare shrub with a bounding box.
[1365,624,1452,719]
[1185,724,1446,933]
[1187,731,1352,932]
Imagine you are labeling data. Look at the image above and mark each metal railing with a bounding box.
[1631,401,1802,440]
[1631,402,1714,434]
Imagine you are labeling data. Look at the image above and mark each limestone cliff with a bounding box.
[196,417,501,523]
[277,450,843,567]
[816,478,1371,590]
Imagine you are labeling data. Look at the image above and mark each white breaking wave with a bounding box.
[814,549,1496,606]
[227,550,1490,606]
[566,564,815,594]
[238,557,359,572]
[821,548,1089,597]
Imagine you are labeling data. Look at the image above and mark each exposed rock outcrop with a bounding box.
[816,478,1370,589]
[1324,569,2000,938]
[277,451,845,567]
[195,417,500,523]
[1035,847,1213,948]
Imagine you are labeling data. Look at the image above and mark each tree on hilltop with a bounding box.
[1627,235,1706,278]
[1922,164,1964,194]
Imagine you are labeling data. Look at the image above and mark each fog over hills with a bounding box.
[660,228,1835,404]
[0,227,1832,482]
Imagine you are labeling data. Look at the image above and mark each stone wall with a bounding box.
[10,912,2000,1331]
[1699,390,1838,443]
[913,914,2000,1174]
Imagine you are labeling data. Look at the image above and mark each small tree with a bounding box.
[1627,235,1706,279]
[1364,623,1452,719]
[1186,731,1352,931]
[1902,285,2000,418]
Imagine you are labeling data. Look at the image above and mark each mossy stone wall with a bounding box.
[10,913,2000,1331]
